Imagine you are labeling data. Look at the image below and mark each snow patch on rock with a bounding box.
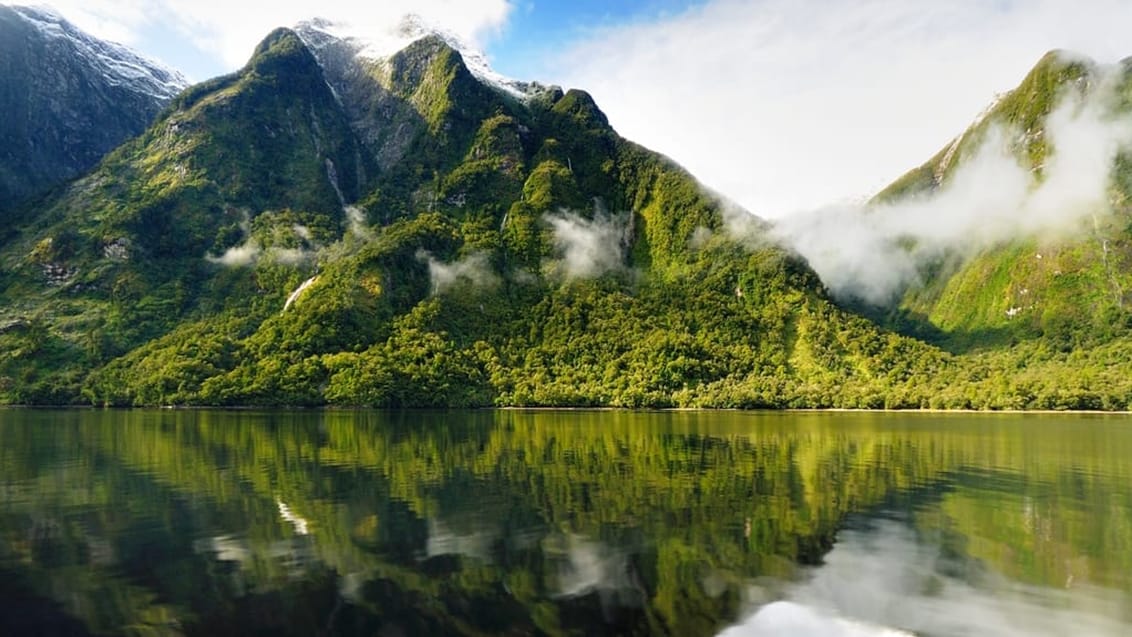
[296,13,549,101]
[12,5,188,100]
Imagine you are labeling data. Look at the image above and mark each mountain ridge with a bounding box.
[294,14,546,102]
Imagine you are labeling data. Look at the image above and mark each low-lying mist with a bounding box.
[544,208,631,280]
[207,232,317,268]
[772,62,1132,306]
[206,205,375,269]
[417,250,499,294]
[418,206,632,294]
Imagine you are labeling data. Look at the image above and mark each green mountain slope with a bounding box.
[878,52,1132,352]
[0,28,368,401]
[0,27,949,408]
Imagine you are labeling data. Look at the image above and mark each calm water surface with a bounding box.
[1,409,1131,636]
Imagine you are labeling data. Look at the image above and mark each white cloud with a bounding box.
[547,0,1132,219]
[26,0,513,78]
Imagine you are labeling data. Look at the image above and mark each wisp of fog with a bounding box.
[772,62,1132,306]
[545,209,630,280]
[416,250,500,295]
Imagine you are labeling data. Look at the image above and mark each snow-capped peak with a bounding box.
[295,14,542,101]
[11,4,188,101]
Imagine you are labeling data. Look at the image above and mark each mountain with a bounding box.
[0,5,187,216]
[876,52,1132,352]
[0,22,948,408]
[794,50,1132,411]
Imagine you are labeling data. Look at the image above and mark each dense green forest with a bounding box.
[4,30,1132,409]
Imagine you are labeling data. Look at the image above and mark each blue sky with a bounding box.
[15,0,1132,218]
[486,0,706,79]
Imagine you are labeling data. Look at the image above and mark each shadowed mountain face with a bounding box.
[0,5,187,215]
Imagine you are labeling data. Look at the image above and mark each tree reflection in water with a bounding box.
[0,409,1130,636]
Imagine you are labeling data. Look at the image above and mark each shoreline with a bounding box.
[2,404,1130,416]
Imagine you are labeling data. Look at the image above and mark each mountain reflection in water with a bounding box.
[0,409,1130,636]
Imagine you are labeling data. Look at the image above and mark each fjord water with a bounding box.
[1,410,1131,636]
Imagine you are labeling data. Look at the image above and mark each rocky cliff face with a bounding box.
[0,5,187,214]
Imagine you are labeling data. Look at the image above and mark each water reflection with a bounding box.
[0,409,1129,635]
[722,519,1131,636]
